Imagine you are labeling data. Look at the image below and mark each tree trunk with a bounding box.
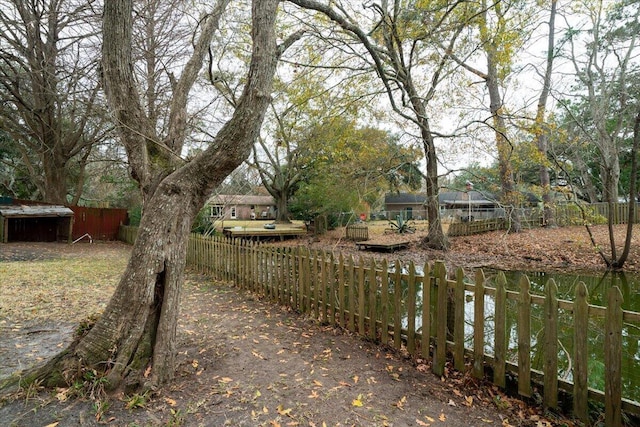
[274,188,291,223]
[42,151,69,204]
[536,0,557,227]
[486,62,521,232]
[612,108,640,269]
[22,0,282,392]
[420,125,448,250]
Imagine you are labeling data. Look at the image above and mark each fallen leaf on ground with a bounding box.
[277,404,292,416]
[352,394,364,407]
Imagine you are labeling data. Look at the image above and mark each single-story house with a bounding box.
[384,191,501,221]
[206,194,277,220]
[438,191,501,221]
[0,202,74,243]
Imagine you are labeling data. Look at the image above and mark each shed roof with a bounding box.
[0,205,74,218]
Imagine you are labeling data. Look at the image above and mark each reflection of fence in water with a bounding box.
[118,226,640,423]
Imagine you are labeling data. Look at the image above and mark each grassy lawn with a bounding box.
[0,245,128,324]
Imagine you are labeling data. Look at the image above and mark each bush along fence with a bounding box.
[118,226,640,425]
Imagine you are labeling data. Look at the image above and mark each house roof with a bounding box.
[385,192,498,206]
[384,193,427,205]
[207,194,276,206]
[0,204,74,218]
[439,191,497,206]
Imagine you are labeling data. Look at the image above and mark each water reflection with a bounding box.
[484,269,639,311]
[387,266,640,404]
[482,269,640,404]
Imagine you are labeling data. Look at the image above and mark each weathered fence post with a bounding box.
[543,279,558,409]
[605,286,623,427]
[518,275,532,398]
[347,255,356,333]
[368,258,378,341]
[494,272,507,388]
[407,262,417,355]
[454,267,465,371]
[328,253,335,326]
[421,262,432,360]
[338,253,346,328]
[357,256,366,335]
[473,269,485,379]
[393,260,402,350]
[573,282,589,423]
[381,259,389,346]
[434,261,447,377]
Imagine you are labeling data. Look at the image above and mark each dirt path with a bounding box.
[1,274,534,427]
[0,236,604,426]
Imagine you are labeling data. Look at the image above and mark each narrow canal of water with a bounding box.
[398,268,640,404]
[482,269,640,404]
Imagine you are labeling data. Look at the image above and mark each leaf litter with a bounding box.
[1,242,579,426]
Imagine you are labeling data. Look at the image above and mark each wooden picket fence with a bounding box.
[118,226,640,424]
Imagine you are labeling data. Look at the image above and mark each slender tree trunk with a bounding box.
[535,0,557,227]
[421,125,448,250]
[612,108,640,269]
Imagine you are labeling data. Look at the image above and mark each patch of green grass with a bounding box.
[125,391,150,410]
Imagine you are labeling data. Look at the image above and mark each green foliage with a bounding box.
[388,215,416,234]
[287,116,422,221]
[125,391,150,410]
[128,206,142,226]
[0,131,39,199]
[191,207,218,236]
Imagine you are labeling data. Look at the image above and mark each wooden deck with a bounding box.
[355,239,410,252]
[222,226,306,241]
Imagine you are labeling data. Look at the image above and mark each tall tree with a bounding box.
[445,0,539,232]
[0,0,108,204]
[555,0,639,269]
[287,0,476,250]
[560,0,639,205]
[23,0,297,390]
[533,0,558,226]
[289,116,422,221]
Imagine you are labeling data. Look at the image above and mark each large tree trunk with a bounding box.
[273,188,292,223]
[42,151,70,205]
[486,59,521,232]
[22,0,282,392]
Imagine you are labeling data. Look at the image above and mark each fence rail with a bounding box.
[118,226,640,424]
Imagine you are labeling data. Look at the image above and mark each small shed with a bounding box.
[0,204,74,243]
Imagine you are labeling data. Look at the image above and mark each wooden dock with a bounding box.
[222,226,306,241]
[355,239,410,252]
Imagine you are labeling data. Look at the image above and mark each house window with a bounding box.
[211,205,224,218]
[230,206,237,219]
